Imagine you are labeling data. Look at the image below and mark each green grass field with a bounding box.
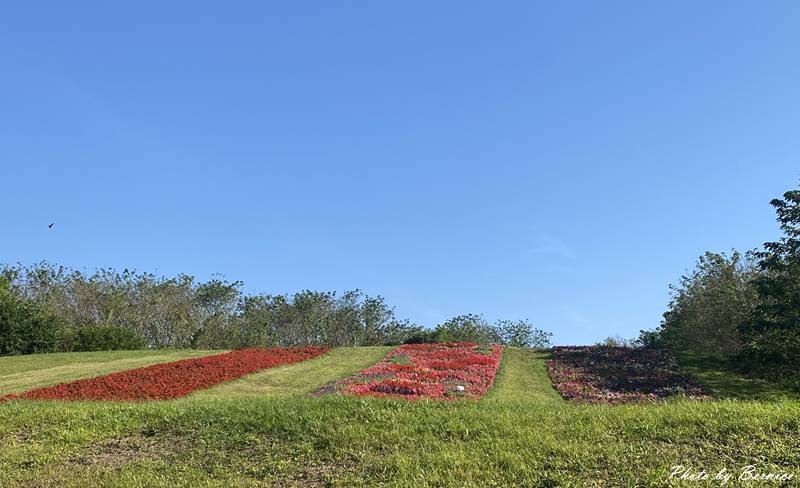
[1,348,798,487]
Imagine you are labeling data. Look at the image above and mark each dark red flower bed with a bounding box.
[0,347,328,403]
[546,346,711,404]
[320,343,503,400]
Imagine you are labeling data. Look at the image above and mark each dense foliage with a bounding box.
[639,182,800,387]
[740,187,800,369]
[0,276,60,355]
[640,251,759,354]
[0,264,551,355]
[55,325,146,352]
[405,314,552,348]
[0,264,422,352]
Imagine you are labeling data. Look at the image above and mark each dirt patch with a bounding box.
[69,429,181,468]
[269,458,358,487]
[7,429,34,443]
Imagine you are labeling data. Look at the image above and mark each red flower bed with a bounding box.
[546,346,711,405]
[320,343,502,400]
[0,347,328,403]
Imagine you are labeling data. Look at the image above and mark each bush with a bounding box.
[56,325,146,352]
[432,314,501,344]
[595,335,638,348]
[402,330,439,344]
[0,277,59,355]
[404,316,553,348]
[496,319,552,349]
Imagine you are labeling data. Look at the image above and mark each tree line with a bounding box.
[639,181,800,385]
[0,264,551,355]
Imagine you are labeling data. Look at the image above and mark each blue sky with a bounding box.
[2,2,799,344]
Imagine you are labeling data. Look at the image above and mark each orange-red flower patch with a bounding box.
[320,342,502,400]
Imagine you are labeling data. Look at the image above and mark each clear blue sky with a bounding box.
[2,2,799,345]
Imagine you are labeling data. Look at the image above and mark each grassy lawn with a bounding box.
[1,348,799,486]
[677,351,798,401]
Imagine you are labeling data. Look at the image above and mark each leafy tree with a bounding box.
[232,290,420,348]
[191,278,241,348]
[596,335,637,348]
[2,262,554,352]
[407,316,553,347]
[740,186,800,366]
[496,319,552,348]
[432,314,501,344]
[640,251,759,354]
[0,276,60,355]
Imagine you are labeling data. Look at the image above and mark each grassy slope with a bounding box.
[0,348,799,487]
[677,351,797,401]
[0,350,223,395]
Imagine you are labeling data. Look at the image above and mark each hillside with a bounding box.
[0,348,798,487]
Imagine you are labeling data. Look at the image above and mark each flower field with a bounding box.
[546,346,711,404]
[319,342,502,400]
[0,347,328,402]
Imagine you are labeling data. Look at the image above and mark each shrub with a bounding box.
[403,317,553,348]
[0,277,59,355]
[56,325,146,352]
[432,314,501,344]
[596,335,637,348]
[496,319,552,348]
[402,331,439,344]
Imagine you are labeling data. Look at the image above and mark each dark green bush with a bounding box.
[403,330,439,344]
[0,277,60,355]
[56,325,146,352]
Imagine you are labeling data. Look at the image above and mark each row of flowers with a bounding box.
[546,346,711,404]
[319,342,503,400]
[0,347,328,402]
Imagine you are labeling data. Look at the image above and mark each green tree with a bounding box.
[596,335,636,348]
[0,276,60,355]
[1,262,424,350]
[740,186,800,366]
[191,278,241,348]
[496,319,552,348]
[433,314,501,344]
[641,251,759,354]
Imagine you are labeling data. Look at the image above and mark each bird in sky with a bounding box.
[48,223,55,229]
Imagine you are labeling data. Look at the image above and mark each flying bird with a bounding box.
[48,223,55,229]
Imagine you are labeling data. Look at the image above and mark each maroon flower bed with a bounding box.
[546,346,710,404]
[320,342,503,400]
[0,347,328,403]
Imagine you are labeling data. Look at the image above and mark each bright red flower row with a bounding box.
[320,342,503,400]
[0,347,328,402]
